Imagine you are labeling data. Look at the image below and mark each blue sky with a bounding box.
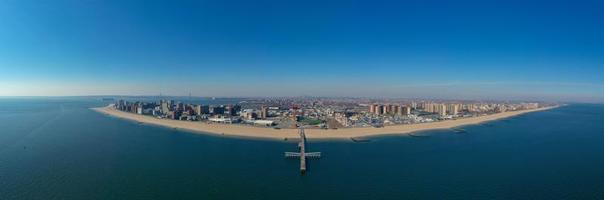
[0,0,603,102]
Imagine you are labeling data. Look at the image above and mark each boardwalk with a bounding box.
[284,127,321,173]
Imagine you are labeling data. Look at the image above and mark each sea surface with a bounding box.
[1,97,603,199]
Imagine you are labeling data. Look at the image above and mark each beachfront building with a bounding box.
[208,116,240,124]
[240,109,257,120]
[402,106,411,115]
[161,101,169,114]
[438,104,447,116]
[194,105,202,116]
[253,120,275,126]
[369,104,376,114]
[447,104,459,116]
[369,104,412,116]
[389,105,397,114]
[260,106,268,119]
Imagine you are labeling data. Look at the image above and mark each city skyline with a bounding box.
[101,96,550,136]
[1,0,604,102]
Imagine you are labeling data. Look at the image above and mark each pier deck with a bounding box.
[284,127,321,173]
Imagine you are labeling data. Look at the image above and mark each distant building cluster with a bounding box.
[115,99,274,126]
[368,104,412,116]
[421,103,459,116]
[361,101,542,126]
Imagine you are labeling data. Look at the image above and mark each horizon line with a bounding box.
[0,95,590,103]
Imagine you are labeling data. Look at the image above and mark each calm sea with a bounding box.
[1,98,603,199]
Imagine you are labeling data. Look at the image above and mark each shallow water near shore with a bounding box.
[1,98,603,199]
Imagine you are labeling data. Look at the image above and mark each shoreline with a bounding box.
[92,105,557,140]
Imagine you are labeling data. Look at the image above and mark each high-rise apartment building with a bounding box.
[369,104,376,114]
[260,106,268,119]
[438,104,447,116]
[161,101,169,114]
[447,104,459,115]
[403,106,411,115]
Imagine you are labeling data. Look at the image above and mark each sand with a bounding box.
[92,105,556,140]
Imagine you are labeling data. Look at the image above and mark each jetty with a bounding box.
[284,127,321,173]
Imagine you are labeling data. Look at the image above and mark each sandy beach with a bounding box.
[92,105,556,140]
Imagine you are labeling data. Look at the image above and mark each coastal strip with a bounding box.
[92,105,556,140]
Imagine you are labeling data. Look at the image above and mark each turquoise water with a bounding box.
[1,98,603,199]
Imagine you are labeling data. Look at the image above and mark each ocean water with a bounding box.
[1,98,603,199]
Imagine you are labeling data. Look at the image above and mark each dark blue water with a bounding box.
[1,98,603,199]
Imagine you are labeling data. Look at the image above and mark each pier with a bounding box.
[284,127,321,173]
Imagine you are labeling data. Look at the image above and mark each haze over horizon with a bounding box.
[1,0,603,102]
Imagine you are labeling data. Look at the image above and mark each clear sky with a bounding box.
[0,0,603,102]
